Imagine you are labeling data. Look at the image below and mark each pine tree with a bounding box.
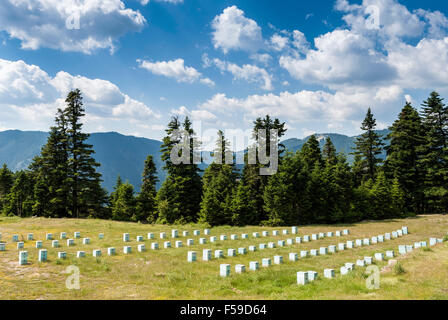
[322,137,337,166]
[64,89,104,218]
[30,109,69,217]
[157,116,202,224]
[385,102,425,213]
[301,135,323,168]
[391,177,406,217]
[369,171,395,220]
[199,131,237,226]
[237,115,287,224]
[111,181,136,221]
[263,152,309,226]
[419,91,448,212]
[352,108,384,181]
[136,155,158,222]
[3,171,33,217]
[0,164,14,211]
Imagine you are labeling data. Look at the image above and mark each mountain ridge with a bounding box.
[0,129,390,192]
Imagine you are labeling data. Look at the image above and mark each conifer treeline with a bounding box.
[0,90,447,226]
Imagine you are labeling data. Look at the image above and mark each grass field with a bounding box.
[0,215,448,300]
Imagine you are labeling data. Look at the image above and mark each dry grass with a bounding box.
[0,215,447,300]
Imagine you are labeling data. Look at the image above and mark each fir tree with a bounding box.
[136,155,158,222]
[199,131,237,226]
[385,102,425,213]
[0,164,14,211]
[30,109,69,217]
[301,135,323,168]
[64,89,104,217]
[419,91,448,212]
[3,171,33,217]
[263,152,309,226]
[157,116,202,224]
[111,181,136,221]
[352,108,384,181]
[322,137,338,166]
[237,115,287,224]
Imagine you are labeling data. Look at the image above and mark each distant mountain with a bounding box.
[0,129,390,192]
[282,129,390,163]
[0,130,165,192]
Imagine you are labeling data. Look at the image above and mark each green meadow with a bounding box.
[1,215,448,300]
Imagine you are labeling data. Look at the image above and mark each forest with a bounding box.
[0,89,446,226]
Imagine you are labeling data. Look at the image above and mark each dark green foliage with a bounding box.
[419,92,448,212]
[199,131,237,226]
[352,108,385,182]
[301,135,323,168]
[3,171,34,217]
[136,155,158,222]
[2,91,447,224]
[64,89,104,218]
[27,90,105,218]
[234,115,287,225]
[0,164,13,211]
[111,181,136,221]
[323,137,338,166]
[157,117,202,224]
[385,102,425,213]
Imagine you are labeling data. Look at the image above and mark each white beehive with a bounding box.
[297,271,308,285]
[220,264,230,277]
[262,258,271,267]
[274,255,283,264]
[187,251,196,262]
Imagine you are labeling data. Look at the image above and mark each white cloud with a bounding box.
[171,106,217,121]
[337,0,425,38]
[270,34,289,51]
[138,59,215,86]
[0,0,146,54]
[211,6,263,53]
[250,53,272,65]
[0,58,160,136]
[280,29,396,88]
[141,0,183,4]
[210,58,273,91]
[416,9,448,39]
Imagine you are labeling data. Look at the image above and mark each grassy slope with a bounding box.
[0,215,447,300]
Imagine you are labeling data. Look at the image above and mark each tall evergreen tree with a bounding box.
[111,181,136,221]
[236,115,287,224]
[263,152,309,226]
[0,164,14,211]
[352,108,384,181]
[385,102,425,213]
[199,131,237,226]
[322,137,338,166]
[30,109,69,217]
[157,116,202,224]
[3,171,33,217]
[419,91,448,212]
[301,135,323,168]
[64,89,104,217]
[136,155,158,222]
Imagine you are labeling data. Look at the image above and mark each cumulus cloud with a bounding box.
[0,0,146,54]
[0,58,160,135]
[171,105,217,121]
[138,59,215,86]
[208,58,273,91]
[211,6,263,53]
[336,0,425,38]
[280,0,448,93]
[279,29,396,88]
[141,0,184,5]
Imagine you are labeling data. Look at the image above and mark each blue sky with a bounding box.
[1,0,448,150]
